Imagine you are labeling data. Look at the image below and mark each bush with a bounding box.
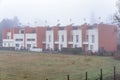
[61,48,83,54]
[114,53,120,60]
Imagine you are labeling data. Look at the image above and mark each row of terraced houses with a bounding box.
[2,23,118,53]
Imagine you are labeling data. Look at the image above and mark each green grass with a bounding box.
[0,50,119,80]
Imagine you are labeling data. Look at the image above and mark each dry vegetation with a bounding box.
[0,51,119,80]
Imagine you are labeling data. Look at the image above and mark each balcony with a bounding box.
[68,41,73,44]
[3,39,14,42]
[83,41,88,44]
[42,41,46,44]
[55,41,59,44]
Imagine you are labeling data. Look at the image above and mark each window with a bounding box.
[92,35,95,43]
[49,35,51,42]
[27,39,30,41]
[71,31,73,41]
[7,36,10,39]
[71,35,73,41]
[75,45,77,48]
[86,35,88,42]
[33,44,36,48]
[21,30,24,33]
[16,44,19,47]
[60,44,63,48]
[90,45,93,50]
[19,29,24,34]
[8,43,10,47]
[76,35,79,42]
[27,44,31,48]
[4,43,6,46]
[15,39,23,41]
[47,44,50,49]
[86,44,88,51]
[32,30,36,33]
[27,39,35,41]
[57,35,59,41]
[62,35,64,42]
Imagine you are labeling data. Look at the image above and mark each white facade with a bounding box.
[45,30,54,50]
[69,30,82,48]
[14,34,24,50]
[26,33,37,49]
[58,30,67,50]
[86,28,99,52]
[7,32,11,39]
[3,39,14,47]
[2,32,14,47]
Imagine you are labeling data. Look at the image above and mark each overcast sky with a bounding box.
[0,0,117,26]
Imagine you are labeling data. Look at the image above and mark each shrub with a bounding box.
[114,53,120,60]
[61,48,83,54]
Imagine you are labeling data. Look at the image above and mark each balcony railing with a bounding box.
[55,41,59,44]
[42,39,46,44]
[68,41,73,44]
[83,41,88,44]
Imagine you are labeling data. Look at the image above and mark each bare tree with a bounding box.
[114,0,120,27]
[0,16,21,46]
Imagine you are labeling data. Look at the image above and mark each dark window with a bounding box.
[27,39,35,41]
[60,44,63,48]
[90,45,93,50]
[20,30,24,34]
[71,35,73,41]
[49,35,51,42]
[4,43,6,46]
[8,43,10,47]
[15,39,23,41]
[32,30,36,33]
[62,35,64,42]
[27,44,31,48]
[76,35,79,42]
[75,45,77,48]
[16,44,19,47]
[86,35,88,42]
[92,35,95,43]
[57,35,59,41]
[7,36,10,39]
[47,44,50,49]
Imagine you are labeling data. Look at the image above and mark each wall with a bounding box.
[58,30,67,50]
[14,34,24,50]
[25,33,37,49]
[86,28,99,52]
[45,30,54,50]
[2,39,14,47]
[72,29,82,48]
[36,27,46,49]
[98,24,117,52]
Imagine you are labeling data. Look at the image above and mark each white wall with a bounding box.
[3,32,14,47]
[7,32,11,39]
[26,33,37,49]
[14,34,24,50]
[72,30,82,48]
[58,30,67,50]
[86,29,99,52]
[45,30,54,50]
[3,39,14,47]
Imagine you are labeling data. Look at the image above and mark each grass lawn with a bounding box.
[0,50,119,80]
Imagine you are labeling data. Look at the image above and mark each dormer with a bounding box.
[7,32,11,39]
[19,29,24,34]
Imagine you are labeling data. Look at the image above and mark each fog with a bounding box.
[0,0,117,26]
